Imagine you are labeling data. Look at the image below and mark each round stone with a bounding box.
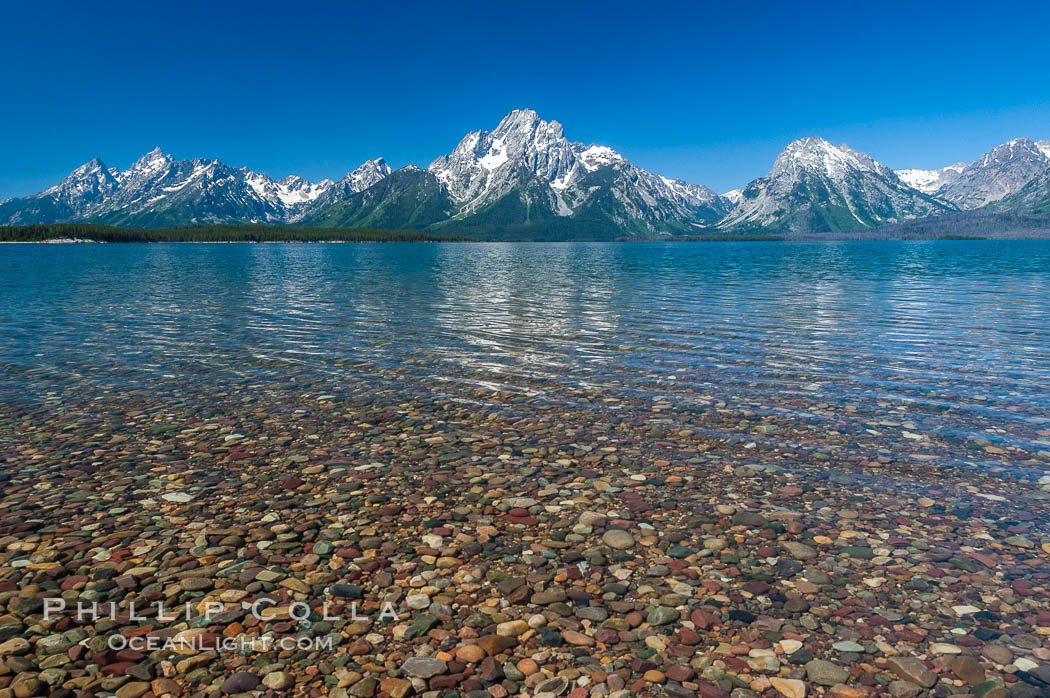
[262,672,294,690]
[647,606,680,626]
[602,529,635,549]
[220,672,260,694]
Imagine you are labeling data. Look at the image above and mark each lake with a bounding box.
[3,240,1050,695]
[3,241,1050,470]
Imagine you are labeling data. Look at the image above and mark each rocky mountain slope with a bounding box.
[719,138,951,233]
[426,109,728,236]
[3,111,1049,238]
[895,138,1050,209]
[0,148,387,227]
[306,167,455,230]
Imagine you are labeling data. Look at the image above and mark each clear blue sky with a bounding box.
[3,0,1049,199]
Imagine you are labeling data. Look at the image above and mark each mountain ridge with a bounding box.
[3,109,1049,239]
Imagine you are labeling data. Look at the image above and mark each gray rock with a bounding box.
[889,680,922,698]
[952,655,986,684]
[802,567,832,584]
[805,659,849,686]
[602,529,635,550]
[833,640,865,653]
[887,657,937,688]
[401,656,447,679]
[732,511,768,527]
[531,588,567,605]
[647,607,679,626]
[782,541,817,560]
[1026,666,1050,684]
[982,644,1013,666]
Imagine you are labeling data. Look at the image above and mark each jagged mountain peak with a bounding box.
[276,174,308,187]
[425,108,727,233]
[289,158,393,220]
[344,157,392,188]
[133,146,170,164]
[44,157,114,192]
[428,109,579,206]
[721,138,949,233]
[124,146,173,179]
[41,156,120,203]
[773,137,887,178]
[320,158,392,199]
[71,157,108,174]
[17,112,1045,238]
[492,108,565,141]
[914,137,1050,209]
[977,137,1044,165]
[0,146,395,227]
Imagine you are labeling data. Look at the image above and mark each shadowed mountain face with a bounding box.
[897,138,1050,210]
[720,138,952,234]
[305,168,455,230]
[3,111,1049,238]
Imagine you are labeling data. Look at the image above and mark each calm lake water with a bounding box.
[3,241,1050,476]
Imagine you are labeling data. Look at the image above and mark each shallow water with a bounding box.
[3,240,1050,477]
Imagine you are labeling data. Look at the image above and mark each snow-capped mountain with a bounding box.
[719,137,952,233]
[895,164,966,195]
[426,109,727,234]
[245,173,334,210]
[5,111,1049,238]
[0,148,389,227]
[429,110,578,209]
[0,158,122,224]
[988,146,1050,217]
[308,157,394,209]
[897,138,1050,210]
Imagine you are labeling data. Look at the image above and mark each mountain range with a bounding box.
[4,109,1050,239]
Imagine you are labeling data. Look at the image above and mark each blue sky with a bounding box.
[3,0,1049,199]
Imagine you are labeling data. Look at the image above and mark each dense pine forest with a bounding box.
[0,224,473,243]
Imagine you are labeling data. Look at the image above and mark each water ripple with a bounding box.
[2,240,1050,472]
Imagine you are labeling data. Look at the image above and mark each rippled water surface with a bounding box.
[3,241,1050,472]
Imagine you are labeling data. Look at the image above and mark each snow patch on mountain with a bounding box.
[1037,139,1050,161]
[895,164,965,194]
[577,145,624,171]
[478,138,509,170]
[721,189,743,206]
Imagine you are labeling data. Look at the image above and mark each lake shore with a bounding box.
[1,240,1048,698]
[4,221,1050,244]
[2,378,1048,698]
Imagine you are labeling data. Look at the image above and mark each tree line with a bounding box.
[0,224,474,243]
